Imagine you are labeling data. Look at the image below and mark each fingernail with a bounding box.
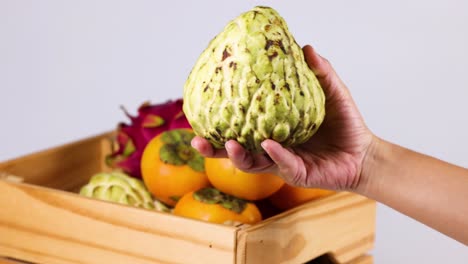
[225,141,233,153]
[261,140,269,150]
[190,138,198,149]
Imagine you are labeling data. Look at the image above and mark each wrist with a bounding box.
[354,135,387,198]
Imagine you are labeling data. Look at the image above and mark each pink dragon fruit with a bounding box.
[106,99,191,179]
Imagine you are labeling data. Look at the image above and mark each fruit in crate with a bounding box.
[205,157,284,201]
[79,171,155,209]
[106,99,191,179]
[173,187,262,225]
[141,128,210,206]
[269,184,335,210]
[183,6,325,152]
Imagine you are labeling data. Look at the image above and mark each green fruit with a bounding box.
[183,6,325,152]
[79,171,155,209]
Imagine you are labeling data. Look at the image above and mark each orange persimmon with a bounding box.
[173,188,262,225]
[141,129,210,206]
[269,184,336,211]
[205,157,284,201]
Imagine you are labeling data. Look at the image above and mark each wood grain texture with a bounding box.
[0,180,236,264]
[0,132,113,191]
[0,254,373,264]
[346,255,373,264]
[0,131,376,264]
[236,192,376,264]
[0,257,33,264]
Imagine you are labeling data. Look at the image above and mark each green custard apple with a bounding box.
[79,171,155,209]
[183,6,326,152]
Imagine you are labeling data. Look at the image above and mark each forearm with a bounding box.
[357,137,468,245]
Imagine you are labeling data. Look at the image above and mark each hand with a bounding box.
[191,45,375,191]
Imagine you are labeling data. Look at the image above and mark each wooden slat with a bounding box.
[330,234,374,263]
[345,254,373,264]
[0,180,236,264]
[236,192,376,264]
[0,132,113,191]
[0,257,33,264]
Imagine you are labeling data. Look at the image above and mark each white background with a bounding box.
[1,0,467,262]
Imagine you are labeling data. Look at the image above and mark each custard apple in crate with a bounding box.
[79,171,155,209]
[183,6,325,152]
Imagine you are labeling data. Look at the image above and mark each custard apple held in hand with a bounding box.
[183,6,325,152]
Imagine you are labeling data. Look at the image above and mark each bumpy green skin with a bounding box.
[79,171,155,209]
[183,6,326,152]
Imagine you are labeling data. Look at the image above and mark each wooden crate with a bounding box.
[0,132,376,264]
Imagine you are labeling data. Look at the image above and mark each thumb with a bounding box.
[302,45,343,98]
[261,139,306,186]
[302,45,333,80]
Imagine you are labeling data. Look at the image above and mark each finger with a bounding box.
[303,44,354,92]
[302,45,333,80]
[191,136,228,158]
[303,45,345,94]
[224,140,254,170]
[261,139,306,186]
[224,141,276,174]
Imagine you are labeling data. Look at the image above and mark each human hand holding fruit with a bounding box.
[191,44,375,192]
[183,6,374,192]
